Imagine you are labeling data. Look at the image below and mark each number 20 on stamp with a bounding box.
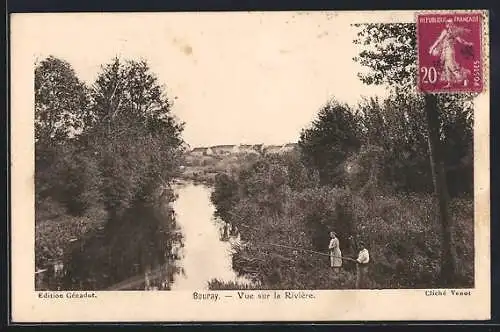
[417,12,484,93]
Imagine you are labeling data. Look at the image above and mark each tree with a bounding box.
[35,56,90,143]
[352,23,472,285]
[85,57,184,281]
[353,24,416,89]
[84,57,185,221]
[356,96,432,193]
[298,99,361,186]
[35,57,99,216]
[61,58,185,289]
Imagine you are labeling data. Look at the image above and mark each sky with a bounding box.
[19,11,394,147]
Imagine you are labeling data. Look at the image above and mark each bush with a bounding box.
[35,205,107,270]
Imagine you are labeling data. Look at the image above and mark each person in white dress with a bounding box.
[328,231,342,273]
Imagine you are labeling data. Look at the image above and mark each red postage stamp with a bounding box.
[417,12,484,93]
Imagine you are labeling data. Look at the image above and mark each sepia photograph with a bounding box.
[10,10,490,322]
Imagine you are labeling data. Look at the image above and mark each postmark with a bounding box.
[417,12,484,93]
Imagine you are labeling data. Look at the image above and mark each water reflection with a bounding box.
[170,182,251,290]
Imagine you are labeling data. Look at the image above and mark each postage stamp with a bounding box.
[10,10,490,323]
[417,12,484,93]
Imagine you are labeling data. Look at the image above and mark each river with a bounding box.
[170,182,250,290]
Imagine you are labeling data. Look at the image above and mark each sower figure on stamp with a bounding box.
[429,18,474,88]
[355,241,370,289]
[328,231,342,273]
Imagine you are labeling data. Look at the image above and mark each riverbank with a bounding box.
[36,188,181,291]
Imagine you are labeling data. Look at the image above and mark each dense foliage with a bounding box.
[210,151,473,289]
[35,56,184,290]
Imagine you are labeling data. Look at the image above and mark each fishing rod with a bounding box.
[238,223,358,262]
[264,242,357,262]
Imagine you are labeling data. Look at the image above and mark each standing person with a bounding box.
[222,222,229,240]
[328,231,342,273]
[231,224,239,237]
[356,241,370,289]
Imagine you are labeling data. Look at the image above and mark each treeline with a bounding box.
[210,93,473,289]
[35,56,184,290]
[299,95,473,197]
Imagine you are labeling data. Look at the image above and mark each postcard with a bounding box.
[10,10,490,322]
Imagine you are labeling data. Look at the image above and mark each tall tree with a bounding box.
[353,23,470,285]
[34,56,98,214]
[85,57,185,221]
[62,58,185,289]
[298,99,361,186]
[35,56,90,143]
